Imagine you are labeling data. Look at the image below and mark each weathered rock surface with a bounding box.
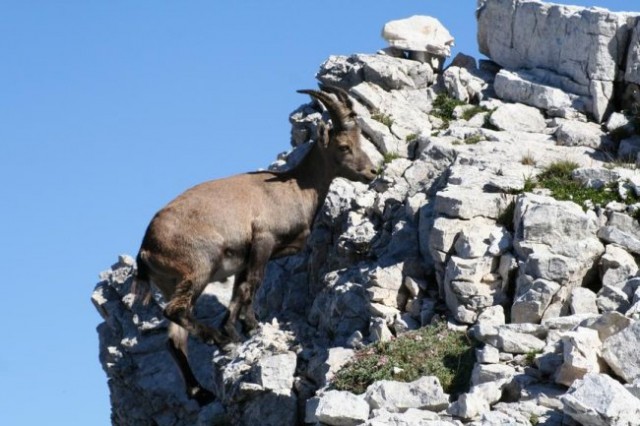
[478,0,640,121]
[365,376,450,413]
[314,391,370,426]
[562,373,640,425]
[382,15,455,65]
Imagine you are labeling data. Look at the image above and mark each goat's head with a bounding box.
[299,86,377,184]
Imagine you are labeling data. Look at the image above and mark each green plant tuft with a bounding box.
[524,349,541,367]
[405,133,419,142]
[464,134,485,145]
[371,110,394,128]
[432,93,466,126]
[530,414,540,425]
[537,160,580,181]
[331,322,476,397]
[382,151,401,164]
[482,110,499,131]
[462,105,489,121]
[520,160,640,210]
[496,200,516,231]
[521,152,536,166]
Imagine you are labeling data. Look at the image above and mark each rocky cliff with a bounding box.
[93,1,640,425]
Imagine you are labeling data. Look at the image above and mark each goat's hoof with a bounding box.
[223,322,244,344]
[189,386,216,407]
[221,341,239,355]
[242,317,259,332]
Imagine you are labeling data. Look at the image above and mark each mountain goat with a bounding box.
[135,85,377,403]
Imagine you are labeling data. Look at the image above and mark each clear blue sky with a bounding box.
[0,1,631,424]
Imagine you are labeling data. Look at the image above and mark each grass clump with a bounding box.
[382,151,401,164]
[521,152,537,166]
[496,200,517,231]
[377,151,402,175]
[536,160,627,208]
[482,110,500,131]
[331,322,476,396]
[464,134,485,145]
[432,93,466,125]
[371,110,394,128]
[405,133,419,143]
[462,105,489,121]
[512,160,640,210]
[524,349,541,367]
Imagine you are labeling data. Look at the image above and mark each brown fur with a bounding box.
[135,86,377,404]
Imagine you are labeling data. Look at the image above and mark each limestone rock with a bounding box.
[364,408,447,426]
[478,0,638,121]
[256,352,297,394]
[442,65,491,103]
[471,363,515,386]
[315,390,370,426]
[511,276,560,324]
[364,376,449,413]
[569,287,598,315]
[601,321,640,383]
[626,19,640,87]
[382,15,455,58]
[493,68,580,116]
[619,135,640,161]
[598,225,640,255]
[512,194,604,322]
[471,323,546,354]
[555,120,607,148]
[488,103,546,133]
[562,373,640,425]
[554,327,603,387]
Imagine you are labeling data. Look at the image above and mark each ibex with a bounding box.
[134,85,378,404]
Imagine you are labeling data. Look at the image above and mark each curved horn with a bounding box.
[297,86,357,130]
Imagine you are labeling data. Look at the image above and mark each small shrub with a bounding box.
[331,322,476,397]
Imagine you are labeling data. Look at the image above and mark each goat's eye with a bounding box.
[339,145,351,153]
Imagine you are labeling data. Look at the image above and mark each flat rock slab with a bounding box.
[315,390,370,426]
[365,376,449,413]
[489,103,546,133]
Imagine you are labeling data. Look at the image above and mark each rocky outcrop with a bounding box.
[95,2,640,425]
[478,0,640,122]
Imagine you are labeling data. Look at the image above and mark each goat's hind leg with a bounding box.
[225,231,275,338]
[164,275,230,346]
[166,322,215,406]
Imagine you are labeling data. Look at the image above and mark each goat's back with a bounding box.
[137,171,317,282]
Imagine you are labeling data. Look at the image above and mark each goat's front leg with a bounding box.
[225,230,275,341]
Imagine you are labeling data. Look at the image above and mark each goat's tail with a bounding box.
[132,252,153,305]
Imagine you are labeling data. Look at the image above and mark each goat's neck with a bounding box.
[289,142,336,214]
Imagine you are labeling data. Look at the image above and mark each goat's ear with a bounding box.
[316,122,331,148]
